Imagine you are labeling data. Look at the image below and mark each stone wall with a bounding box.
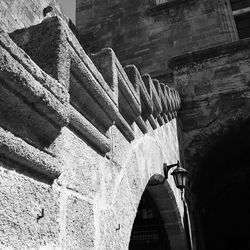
[168,34,250,250]
[0,14,187,250]
[76,0,237,81]
[169,37,250,178]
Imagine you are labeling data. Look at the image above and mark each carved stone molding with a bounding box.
[0,16,181,177]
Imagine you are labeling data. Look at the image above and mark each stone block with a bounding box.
[65,195,94,250]
[97,209,121,250]
[91,48,141,128]
[0,127,61,179]
[113,175,137,249]
[106,125,131,166]
[54,128,102,199]
[0,162,60,249]
[11,18,71,88]
[0,32,69,150]
[125,150,144,208]
[98,158,122,206]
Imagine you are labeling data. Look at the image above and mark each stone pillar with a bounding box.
[216,0,239,42]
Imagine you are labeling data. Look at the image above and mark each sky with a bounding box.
[59,0,76,23]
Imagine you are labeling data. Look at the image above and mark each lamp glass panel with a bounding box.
[177,172,183,188]
[182,174,187,187]
[173,171,188,189]
[173,172,181,188]
[173,174,178,187]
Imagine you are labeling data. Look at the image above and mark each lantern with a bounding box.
[171,164,188,191]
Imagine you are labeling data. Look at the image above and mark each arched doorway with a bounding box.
[128,175,189,250]
[192,120,250,250]
[129,190,171,250]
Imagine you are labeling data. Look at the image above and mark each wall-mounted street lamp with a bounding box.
[164,161,193,250]
[163,161,188,191]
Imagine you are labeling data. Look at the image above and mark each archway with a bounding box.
[129,175,189,250]
[192,119,250,250]
[129,190,171,250]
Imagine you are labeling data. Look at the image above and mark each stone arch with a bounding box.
[96,120,185,250]
[190,117,250,250]
[191,116,250,197]
[129,188,171,249]
[183,108,250,177]
[127,171,189,250]
[146,177,188,250]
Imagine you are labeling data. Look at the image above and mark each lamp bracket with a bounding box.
[163,161,180,179]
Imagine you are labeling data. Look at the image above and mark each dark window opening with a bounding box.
[230,0,250,11]
[235,12,250,39]
[230,0,250,39]
[147,0,187,16]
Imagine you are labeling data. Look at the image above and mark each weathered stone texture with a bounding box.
[0,0,63,33]
[10,19,71,87]
[0,160,60,250]
[49,120,184,250]
[169,38,250,177]
[0,13,186,250]
[65,195,94,250]
[94,120,187,250]
[54,127,103,200]
[0,31,69,152]
[76,0,237,79]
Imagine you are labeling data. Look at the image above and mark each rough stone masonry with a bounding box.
[76,1,250,249]
[0,1,187,249]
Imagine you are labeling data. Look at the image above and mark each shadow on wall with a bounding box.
[192,118,250,250]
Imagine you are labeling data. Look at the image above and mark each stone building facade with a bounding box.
[0,0,187,249]
[77,0,250,249]
[76,0,238,81]
[1,0,250,250]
